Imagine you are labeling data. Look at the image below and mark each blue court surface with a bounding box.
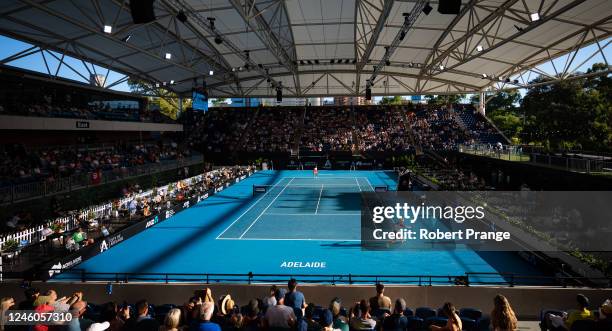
[70,170,545,284]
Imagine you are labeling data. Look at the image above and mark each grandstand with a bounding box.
[0,0,611,331]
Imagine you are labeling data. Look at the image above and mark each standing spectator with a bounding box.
[285,279,306,314]
[369,283,392,312]
[382,299,408,331]
[490,295,517,331]
[264,288,296,330]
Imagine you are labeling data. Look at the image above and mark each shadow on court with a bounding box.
[105,171,283,274]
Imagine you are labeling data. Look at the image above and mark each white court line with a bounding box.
[355,178,362,192]
[315,184,323,214]
[216,177,289,239]
[238,177,295,239]
[364,177,375,191]
[217,237,360,242]
[264,213,360,216]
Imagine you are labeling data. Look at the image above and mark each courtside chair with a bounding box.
[415,307,437,320]
[405,316,424,331]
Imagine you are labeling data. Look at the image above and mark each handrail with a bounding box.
[0,154,204,204]
[43,270,611,287]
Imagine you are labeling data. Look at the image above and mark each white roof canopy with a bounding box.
[0,0,610,97]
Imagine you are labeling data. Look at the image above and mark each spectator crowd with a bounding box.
[0,141,190,184]
[1,281,610,331]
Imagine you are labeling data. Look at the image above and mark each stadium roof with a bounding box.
[0,0,610,97]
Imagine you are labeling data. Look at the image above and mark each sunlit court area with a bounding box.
[0,0,611,330]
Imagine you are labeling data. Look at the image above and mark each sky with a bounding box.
[0,33,609,102]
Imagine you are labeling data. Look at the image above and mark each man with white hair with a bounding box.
[190,301,221,331]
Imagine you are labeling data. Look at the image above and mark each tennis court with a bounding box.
[217,176,377,241]
[68,170,547,284]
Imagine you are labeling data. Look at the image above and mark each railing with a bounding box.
[0,154,204,204]
[459,144,612,174]
[0,167,216,251]
[43,270,611,288]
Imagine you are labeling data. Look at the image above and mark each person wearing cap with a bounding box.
[242,299,263,331]
[544,294,594,330]
[381,299,408,331]
[86,322,110,331]
[264,288,296,329]
[329,299,348,331]
[285,279,306,314]
[189,302,220,331]
[369,284,392,313]
[320,309,341,331]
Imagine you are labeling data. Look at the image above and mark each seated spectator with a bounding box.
[264,288,296,330]
[369,283,392,313]
[124,299,159,331]
[490,294,517,331]
[304,303,321,331]
[160,308,183,331]
[320,309,340,331]
[190,302,221,331]
[382,299,408,331]
[596,299,612,331]
[100,302,125,331]
[64,300,93,331]
[263,285,278,311]
[349,300,376,331]
[18,287,39,310]
[242,299,263,331]
[430,302,461,331]
[329,299,348,331]
[72,227,86,247]
[543,294,593,331]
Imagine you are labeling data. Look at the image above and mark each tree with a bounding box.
[519,63,611,151]
[211,98,227,106]
[127,79,187,119]
[482,90,523,140]
[379,96,402,105]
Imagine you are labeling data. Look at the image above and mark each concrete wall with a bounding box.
[1,282,610,319]
[0,115,183,132]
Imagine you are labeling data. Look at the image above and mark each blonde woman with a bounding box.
[160,308,183,331]
[491,295,518,331]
